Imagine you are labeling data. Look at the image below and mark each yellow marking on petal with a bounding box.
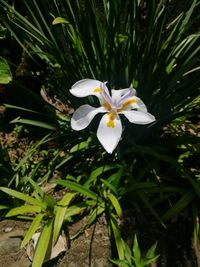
[94,87,102,93]
[107,113,115,128]
[103,101,112,111]
[118,98,137,111]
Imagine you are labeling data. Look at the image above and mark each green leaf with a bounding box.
[53,192,76,244]
[110,259,130,267]
[110,214,125,260]
[121,238,132,264]
[0,205,9,210]
[32,218,53,267]
[162,191,195,221]
[127,182,157,192]
[101,178,118,195]
[146,241,158,258]
[28,177,45,199]
[6,205,42,217]
[85,165,116,188]
[85,205,105,227]
[132,235,141,265]
[4,104,41,114]
[0,187,46,209]
[21,213,44,248]
[64,203,87,218]
[0,57,12,84]
[55,155,73,169]
[137,190,166,227]
[55,180,98,201]
[70,137,92,153]
[107,193,122,218]
[142,255,160,266]
[52,17,69,25]
[10,117,56,130]
[45,195,55,211]
[0,24,7,39]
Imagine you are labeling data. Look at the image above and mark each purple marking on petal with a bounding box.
[101,82,113,106]
[117,89,135,107]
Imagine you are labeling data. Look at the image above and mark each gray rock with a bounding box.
[0,236,21,255]
[0,229,23,255]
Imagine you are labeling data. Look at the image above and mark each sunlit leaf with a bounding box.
[107,193,122,218]
[52,17,69,25]
[0,187,46,209]
[70,137,92,153]
[0,205,9,210]
[32,218,53,267]
[21,213,44,248]
[6,205,42,217]
[53,192,76,244]
[0,57,12,84]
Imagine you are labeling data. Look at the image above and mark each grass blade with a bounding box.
[0,187,46,209]
[53,192,76,244]
[21,213,44,248]
[6,205,42,217]
[55,180,98,201]
[32,218,53,267]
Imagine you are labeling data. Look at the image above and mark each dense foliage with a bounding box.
[0,0,199,266]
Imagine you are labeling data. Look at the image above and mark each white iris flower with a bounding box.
[70,79,155,154]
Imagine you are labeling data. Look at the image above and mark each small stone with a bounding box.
[4,227,13,233]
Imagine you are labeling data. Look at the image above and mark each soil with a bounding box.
[0,220,30,267]
[0,218,111,267]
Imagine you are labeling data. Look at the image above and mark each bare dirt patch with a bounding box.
[0,217,111,267]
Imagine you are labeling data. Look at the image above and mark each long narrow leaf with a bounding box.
[6,205,41,217]
[162,191,195,221]
[55,180,98,201]
[21,213,44,248]
[53,192,76,244]
[110,213,124,260]
[32,218,53,267]
[0,187,46,209]
[107,193,122,218]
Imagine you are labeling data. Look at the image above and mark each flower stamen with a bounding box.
[94,87,102,93]
[103,101,112,111]
[117,98,137,112]
[107,113,115,128]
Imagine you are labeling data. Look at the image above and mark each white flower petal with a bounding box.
[71,105,106,130]
[111,87,136,105]
[70,79,107,98]
[120,96,147,112]
[121,110,155,125]
[111,88,130,101]
[97,113,122,153]
[133,97,147,112]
